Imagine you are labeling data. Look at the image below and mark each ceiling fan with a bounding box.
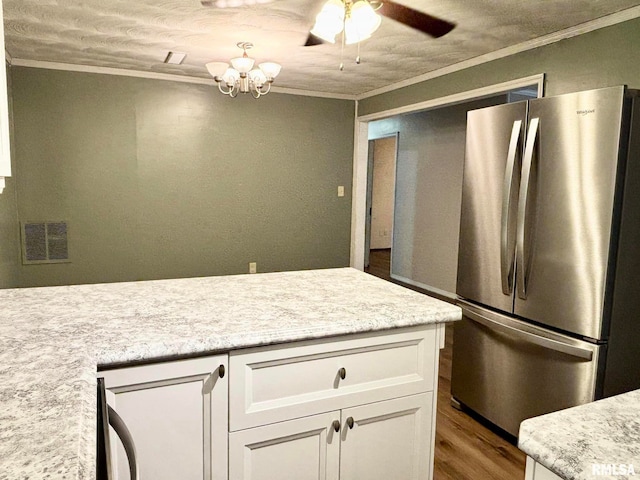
[303,0,456,47]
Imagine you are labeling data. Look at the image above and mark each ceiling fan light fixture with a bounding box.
[310,0,346,43]
[344,17,371,45]
[345,1,381,44]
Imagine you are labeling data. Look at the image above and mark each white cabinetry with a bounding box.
[229,325,442,480]
[96,324,445,480]
[524,457,564,480]
[0,0,11,193]
[99,355,228,480]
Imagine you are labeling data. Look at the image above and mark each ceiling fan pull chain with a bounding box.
[356,41,361,64]
[339,26,346,71]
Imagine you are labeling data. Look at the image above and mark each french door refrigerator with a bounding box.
[451,86,640,438]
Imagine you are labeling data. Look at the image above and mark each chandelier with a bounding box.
[205,42,282,98]
[310,0,382,45]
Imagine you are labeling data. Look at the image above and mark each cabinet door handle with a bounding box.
[332,420,341,432]
[338,367,346,380]
[218,365,225,378]
[107,405,139,480]
[346,417,354,429]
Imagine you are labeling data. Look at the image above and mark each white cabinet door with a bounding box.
[101,355,228,480]
[229,411,340,480]
[339,393,434,480]
[0,0,11,193]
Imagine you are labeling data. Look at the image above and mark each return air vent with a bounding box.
[21,221,69,264]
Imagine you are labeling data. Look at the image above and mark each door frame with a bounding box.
[350,74,545,270]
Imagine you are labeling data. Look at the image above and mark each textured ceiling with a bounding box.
[3,0,640,96]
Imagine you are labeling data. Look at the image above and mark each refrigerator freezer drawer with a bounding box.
[451,302,602,437]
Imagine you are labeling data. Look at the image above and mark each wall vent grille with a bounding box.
[21,221,70,264]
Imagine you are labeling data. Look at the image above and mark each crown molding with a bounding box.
[268,86,356,100]
[356,5,640,100]
[11,59,216,85]
[9,58,357,100]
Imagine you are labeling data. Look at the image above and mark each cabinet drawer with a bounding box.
[230,326,438,431]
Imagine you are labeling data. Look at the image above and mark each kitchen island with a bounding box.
[519,389,640,480]
[0,267,461,480]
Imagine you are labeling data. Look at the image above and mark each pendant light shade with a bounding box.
[205,61,229,78]
[230,56,255,73]
[258,62,282,80]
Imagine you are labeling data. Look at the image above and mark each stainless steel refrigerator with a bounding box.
[451,85,640,437]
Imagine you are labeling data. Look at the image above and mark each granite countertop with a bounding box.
[519,390,640,480]
[0,267,461,480]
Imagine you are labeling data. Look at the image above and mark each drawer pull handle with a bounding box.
[332,420,341,432]
[338,367,346,380]
[346,417,354,429]
[218,365,225,378]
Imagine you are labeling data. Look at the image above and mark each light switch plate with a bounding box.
[249,262,257,274]
[337,186,345,197]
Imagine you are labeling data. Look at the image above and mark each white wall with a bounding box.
[370,137,396,249]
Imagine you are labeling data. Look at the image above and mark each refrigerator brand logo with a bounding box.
[592,464,635,475]
[577,108,596,116]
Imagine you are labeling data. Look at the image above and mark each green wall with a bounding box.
[0,65,20,288]
[8,67,354,287]
[359,17,640,116]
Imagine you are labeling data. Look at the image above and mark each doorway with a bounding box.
[364,134,397,281]
[351,74,545,275]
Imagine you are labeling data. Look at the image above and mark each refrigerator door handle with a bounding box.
[464,308,594,361]
[516,117,539,300]
[500,120,522,295]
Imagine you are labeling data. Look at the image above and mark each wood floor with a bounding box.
[365,249,526,480]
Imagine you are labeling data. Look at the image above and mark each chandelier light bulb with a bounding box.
[221,67,240,85]
[249,68,267,87]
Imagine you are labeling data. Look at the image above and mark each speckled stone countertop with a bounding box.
[519,389,640,479]
[0,267,461,480]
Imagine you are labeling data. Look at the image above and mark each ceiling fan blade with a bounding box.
[304,33,326,46]
[377,1,455,38]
